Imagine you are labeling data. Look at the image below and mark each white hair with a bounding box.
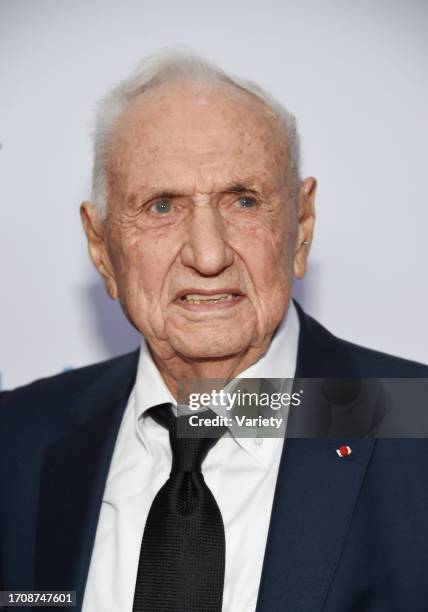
[91,48,301,218]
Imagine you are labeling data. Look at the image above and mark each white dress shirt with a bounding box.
[82,301,299,612]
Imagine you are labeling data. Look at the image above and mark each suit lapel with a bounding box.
[255,302,376,611]
[255,437,375,611]
[34,351,139,611]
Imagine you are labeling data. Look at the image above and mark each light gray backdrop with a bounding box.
[1,0,427,389]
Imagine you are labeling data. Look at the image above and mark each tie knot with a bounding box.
[148,404,224,473]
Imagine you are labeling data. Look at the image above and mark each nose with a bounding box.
[180,205,234,275]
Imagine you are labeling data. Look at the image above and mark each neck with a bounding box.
[150,341,272,400]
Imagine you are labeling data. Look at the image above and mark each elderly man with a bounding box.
[1,50,428,612]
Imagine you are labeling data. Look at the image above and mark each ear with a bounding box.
[293,177,317,279]
[80,201,118,300]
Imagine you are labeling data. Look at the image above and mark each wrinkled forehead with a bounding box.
[107,80,289,196]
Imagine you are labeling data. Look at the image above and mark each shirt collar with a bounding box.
[134,338,176,417]
[134,300,300,465]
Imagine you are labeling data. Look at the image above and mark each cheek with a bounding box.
[239,227,293,293]
[109,234,175,322]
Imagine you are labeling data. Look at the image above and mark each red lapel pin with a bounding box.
[336,445,352,458]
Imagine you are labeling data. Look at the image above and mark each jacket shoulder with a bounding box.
[296,301,428,377]
[0,350,139,422]
[339,336,428,376]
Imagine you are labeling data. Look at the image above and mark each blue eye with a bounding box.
[151,199,172,214]
[237,196,256,208]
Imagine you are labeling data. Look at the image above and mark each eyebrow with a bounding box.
[223,182,259,195]
[142,182,261,202]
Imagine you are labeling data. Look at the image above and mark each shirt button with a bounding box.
[254,438,263,446]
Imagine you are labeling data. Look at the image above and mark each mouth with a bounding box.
[181,292,240,304]
[174,289,245,311]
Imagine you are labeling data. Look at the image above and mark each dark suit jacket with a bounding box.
[1,302,428,611]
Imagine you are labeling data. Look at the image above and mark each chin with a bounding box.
[171,331,249,362]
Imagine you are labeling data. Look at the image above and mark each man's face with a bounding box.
[83,81,312,363]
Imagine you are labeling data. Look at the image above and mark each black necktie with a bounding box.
[132,403,226,612]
